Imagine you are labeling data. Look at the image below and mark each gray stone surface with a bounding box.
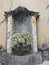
[35,52,42,64]
[0,52,35,65]
[42,50,49,61]
[0,51,49,65]
[36,61,49,65]
[9,55,35,65]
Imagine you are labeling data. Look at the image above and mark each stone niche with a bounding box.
[4,6,39,54]
[0,6,40,65]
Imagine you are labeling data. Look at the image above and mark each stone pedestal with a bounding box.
[8,54,35,65]
[0,52,36,65]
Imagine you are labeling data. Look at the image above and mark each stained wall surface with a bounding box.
[0,0,47,47]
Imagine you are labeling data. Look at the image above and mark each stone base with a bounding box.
[9,55,35,65]
[0,52,35,65]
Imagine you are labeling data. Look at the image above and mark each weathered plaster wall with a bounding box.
[46,0,49,46]
[0,0,47,47]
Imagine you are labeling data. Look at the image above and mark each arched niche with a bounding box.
[4,6,40,53]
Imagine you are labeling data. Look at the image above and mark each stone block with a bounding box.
[0,52,36,65]
[8,54,36,65]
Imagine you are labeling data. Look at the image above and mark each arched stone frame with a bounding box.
[6,16,39,53]
[5,7,39,53]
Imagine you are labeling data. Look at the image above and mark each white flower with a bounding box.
[11,32,33,47]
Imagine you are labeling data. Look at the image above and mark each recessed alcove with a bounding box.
[5,6,39,54]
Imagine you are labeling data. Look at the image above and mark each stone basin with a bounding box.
[0,52,35,65]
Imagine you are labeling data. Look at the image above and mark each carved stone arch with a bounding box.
[4,6,40,53]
